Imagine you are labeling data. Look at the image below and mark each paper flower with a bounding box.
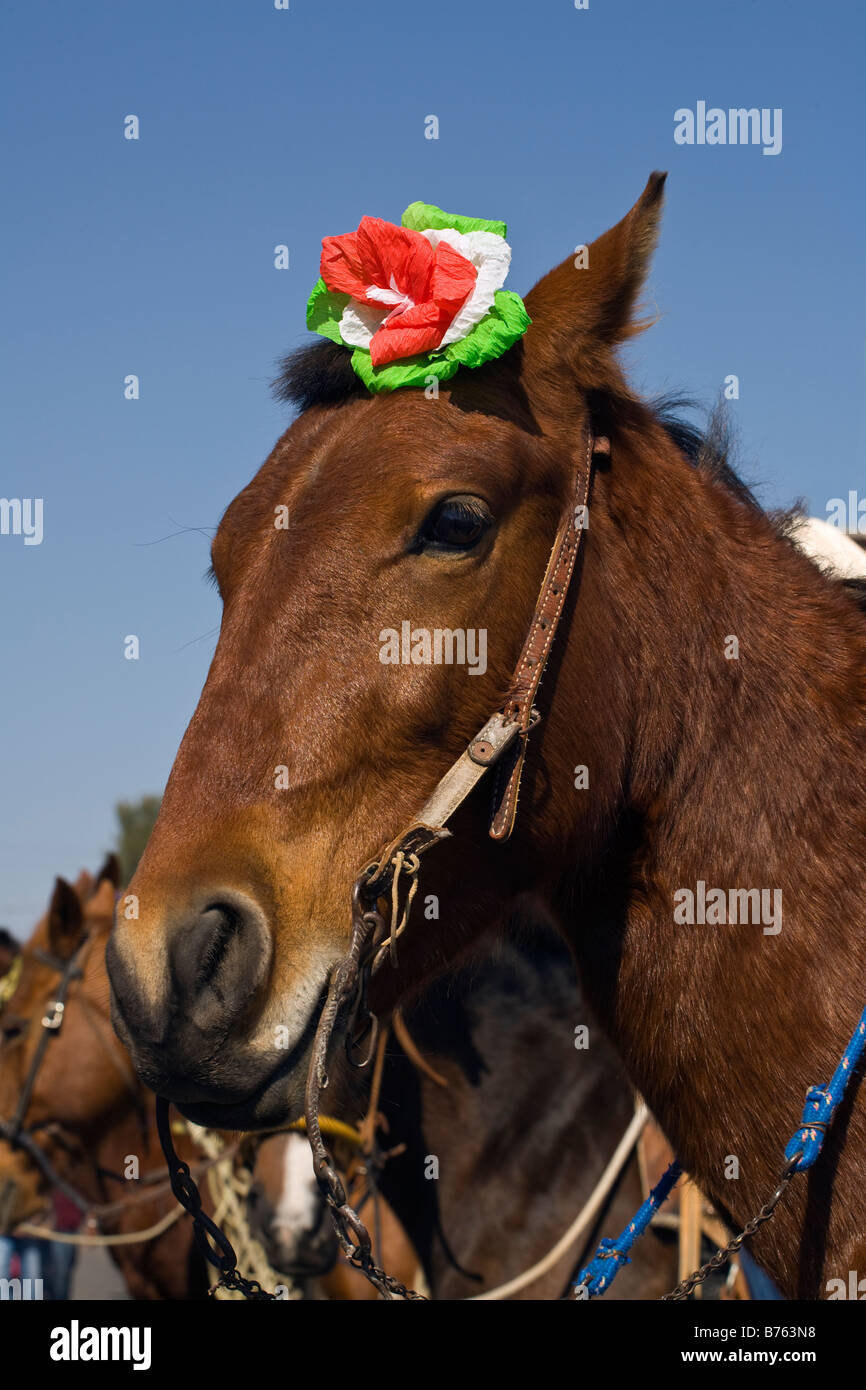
[306,202,531,392]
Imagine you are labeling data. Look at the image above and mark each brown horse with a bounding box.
[0,858,208,1299]
[107,173,866,1299]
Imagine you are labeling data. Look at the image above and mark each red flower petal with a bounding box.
[370,302,452,366]
[354,217,435,305]
[430,239,477,312]
[320,230,370,301]
[320,215,479,366]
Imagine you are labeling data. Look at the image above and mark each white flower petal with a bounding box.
[421,228,512,346]
[366,284,408,307]
[339,299,389,349]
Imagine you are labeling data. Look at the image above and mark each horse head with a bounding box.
[106,175,669,1128]
[0,855,127,1227]
[247,1131,340,1278]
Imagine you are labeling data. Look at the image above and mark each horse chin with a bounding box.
[118,977,335,1132]
[172,1060,309,1131]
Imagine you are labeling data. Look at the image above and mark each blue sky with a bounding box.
[1,0,863,935]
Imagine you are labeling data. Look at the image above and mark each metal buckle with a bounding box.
[41,1000,65,1031]
[468,713,521,766]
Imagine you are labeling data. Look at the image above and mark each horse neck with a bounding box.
[58,953,156,1188]
[553,420,866,1197]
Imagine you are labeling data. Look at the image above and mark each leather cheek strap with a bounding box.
[489,429,606,842]
[361,429,606,888]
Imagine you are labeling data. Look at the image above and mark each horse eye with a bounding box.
[420,497,492,553]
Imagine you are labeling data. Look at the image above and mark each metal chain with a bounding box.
[155,1095,278,1301]
[661,1151,803,1300]
[303,868,427,1300]
[151,857,429,1303]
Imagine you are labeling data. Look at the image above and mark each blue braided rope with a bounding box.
[574,1003,866,1300]
[784,1005,866,1170]
[574,1159,682,1298]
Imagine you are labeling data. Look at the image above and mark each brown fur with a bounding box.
[108,174,866,1298]
[0,859,207,1299]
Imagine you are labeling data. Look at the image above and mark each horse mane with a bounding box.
[272,340,366,412]
[648,394,761,510]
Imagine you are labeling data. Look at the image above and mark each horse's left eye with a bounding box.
[419,496,492,553]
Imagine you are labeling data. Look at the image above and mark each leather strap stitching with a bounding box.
[490,428,596,840]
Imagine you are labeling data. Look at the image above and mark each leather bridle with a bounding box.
[0,939,90,1147]
[0,937,94,1218]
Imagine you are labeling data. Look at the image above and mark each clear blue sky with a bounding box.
[1,0,863,936]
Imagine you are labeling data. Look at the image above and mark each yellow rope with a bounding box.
[172,1115,362,1147]
[0,954,22,1012]
[285,1115,363,1147]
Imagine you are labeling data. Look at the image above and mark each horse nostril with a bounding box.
[167,893,271,1034]
[191,904,244,994]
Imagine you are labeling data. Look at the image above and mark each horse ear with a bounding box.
[95,852,122,890]
[522,171,666,370]
[47,877,84,957]
[73,869,95,898]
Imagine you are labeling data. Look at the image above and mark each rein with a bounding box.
[574,1003,866,1301]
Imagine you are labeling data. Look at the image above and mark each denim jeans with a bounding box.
[42,1239,77,1300]
[0,1234,44,1288]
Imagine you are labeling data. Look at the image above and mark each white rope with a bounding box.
[14,1204,185,1247]
[183,1122,303,1301]
[467,1103,649,1301]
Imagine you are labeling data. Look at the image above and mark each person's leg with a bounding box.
[0,1235,14,1279]
[16,1238,44,1286]
[43,1240,77,1300]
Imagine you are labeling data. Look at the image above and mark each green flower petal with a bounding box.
[306,278,350,345]
[401,201,507,240]
[344,292,530,393]
[443,291,531,368]
[350,348,460,394]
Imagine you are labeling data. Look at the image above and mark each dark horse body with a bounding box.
[108,174,866,1298]
[253,925,677,1298]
